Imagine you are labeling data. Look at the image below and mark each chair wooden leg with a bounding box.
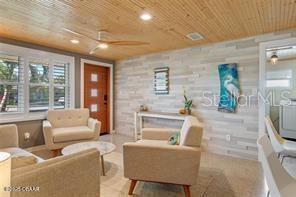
[128,180,137,195]
[183,185,191,197]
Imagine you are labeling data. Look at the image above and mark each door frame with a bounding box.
[80,58,114,132]
[258,37,296,140]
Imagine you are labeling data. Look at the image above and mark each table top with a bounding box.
[61,141,116,156]
[135,111,187,120]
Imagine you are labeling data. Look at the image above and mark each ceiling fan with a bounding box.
[63,28,149,54]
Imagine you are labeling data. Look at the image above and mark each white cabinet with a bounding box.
[280,102,296,139]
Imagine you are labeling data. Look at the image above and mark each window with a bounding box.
[266,70,292,88]
[53,63,70,109]
[0,55,21,113]
[266,79,291,88]
[0,43,75,122]
[29,62,50,111]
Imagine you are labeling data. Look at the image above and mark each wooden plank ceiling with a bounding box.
[0,0,295,60]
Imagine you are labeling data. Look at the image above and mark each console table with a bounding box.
[134,111,187,141]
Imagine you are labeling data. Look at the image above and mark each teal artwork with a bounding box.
[218,63,240,113]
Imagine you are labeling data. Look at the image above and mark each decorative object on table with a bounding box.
[140,104,148,112]
[154,67,169,95]
[218,63,240,113]
[179,108,186,114]
[183,89,193,115]
[0,152,11,197]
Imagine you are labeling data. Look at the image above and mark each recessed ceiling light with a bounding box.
[98,43,109,49]
[70,39,79,44]
[140,13,152,21]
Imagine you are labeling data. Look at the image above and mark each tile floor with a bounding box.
[30,134,296,197]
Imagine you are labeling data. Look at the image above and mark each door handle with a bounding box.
[104,95,107,105]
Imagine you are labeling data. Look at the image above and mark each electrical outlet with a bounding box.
[24,132,30,141]
[226,134,231,142]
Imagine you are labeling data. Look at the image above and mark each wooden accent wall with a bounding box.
[115,29,296,160]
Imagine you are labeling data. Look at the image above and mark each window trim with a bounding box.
[0,43,75,123]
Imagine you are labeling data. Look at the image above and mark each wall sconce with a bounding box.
[271,51,278,64]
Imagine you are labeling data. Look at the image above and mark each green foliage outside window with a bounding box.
[0,59,19,112]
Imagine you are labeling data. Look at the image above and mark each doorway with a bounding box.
[81,60,113,135]
[259,38,296,139]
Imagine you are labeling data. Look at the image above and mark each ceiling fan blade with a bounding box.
[89,45,100,54]
[63,28,99,42]
[63,28,149,46]
[103,40,149,46]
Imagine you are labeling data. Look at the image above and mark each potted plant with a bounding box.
[184,94,193,115]
[179,89,193,115]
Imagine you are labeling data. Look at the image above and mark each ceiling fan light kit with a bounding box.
[98,43,109,49]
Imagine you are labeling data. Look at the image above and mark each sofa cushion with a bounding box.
[52,126,94,143]
[47,108,90,128]
[11,156,37,169]
[0,147,44,163]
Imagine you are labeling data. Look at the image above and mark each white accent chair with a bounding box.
[123,116,203,197]
[43,108,101,154]
[258,135,296,197]
[265,116,296,163]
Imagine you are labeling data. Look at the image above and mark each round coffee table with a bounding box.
[62,141,116,176]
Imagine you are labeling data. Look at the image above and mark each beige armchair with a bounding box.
[0,124,100,197]
[0,124,43,162]
[123,116,203,197]
[11,149,101,197]
[43,108,101,154]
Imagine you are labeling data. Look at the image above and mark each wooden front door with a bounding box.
[84,63,109,134]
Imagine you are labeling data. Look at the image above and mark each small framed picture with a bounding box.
[154,67,169,95]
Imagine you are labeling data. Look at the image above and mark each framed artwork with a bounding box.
[154,67,169,95]
[218,63,240,113]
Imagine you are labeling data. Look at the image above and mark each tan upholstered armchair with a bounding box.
[123,116,203,197]
[0,124,44,161]
[43,108,101,153]
[0,124,100,197]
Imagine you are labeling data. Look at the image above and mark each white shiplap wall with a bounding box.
[115,29,296,160]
